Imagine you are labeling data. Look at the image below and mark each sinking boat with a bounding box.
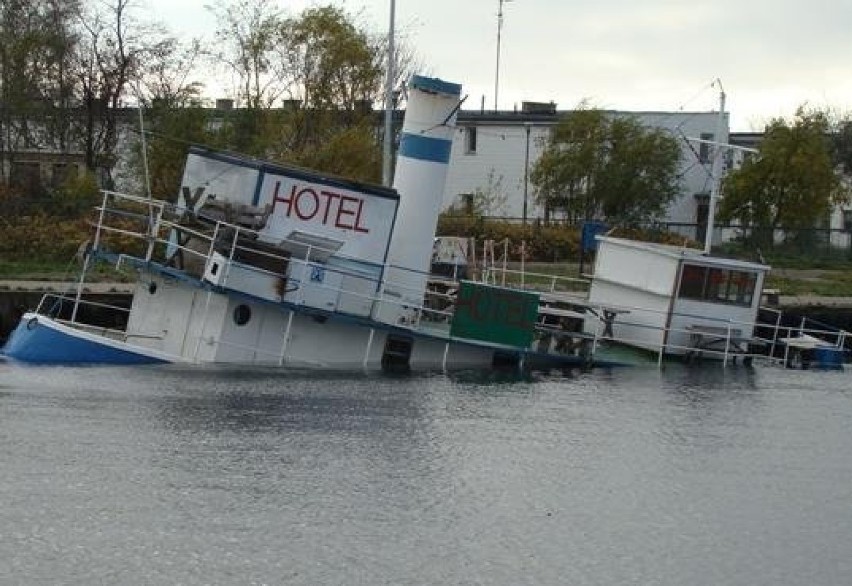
[3,74,848,371]
[1,76,625,371]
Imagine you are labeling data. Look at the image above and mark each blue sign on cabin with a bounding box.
[581,221,607,253]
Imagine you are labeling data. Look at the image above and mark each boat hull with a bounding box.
[1,307,616,371]
[1,313,170,365]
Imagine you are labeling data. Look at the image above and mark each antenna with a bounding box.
[494,0,513,111]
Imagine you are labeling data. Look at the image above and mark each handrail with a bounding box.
[481,265,590,292]
[80,189,850,369]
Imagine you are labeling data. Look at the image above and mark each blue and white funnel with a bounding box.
[378,75,461,325]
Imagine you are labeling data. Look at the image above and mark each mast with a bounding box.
[704,81,726,254]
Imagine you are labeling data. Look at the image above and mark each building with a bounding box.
[444,101,727,243]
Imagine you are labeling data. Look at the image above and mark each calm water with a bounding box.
[0,361,850,585]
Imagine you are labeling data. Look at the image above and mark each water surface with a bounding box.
[1,362,850,585]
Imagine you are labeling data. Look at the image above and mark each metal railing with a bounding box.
[40,189,850,369]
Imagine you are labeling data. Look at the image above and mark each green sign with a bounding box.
[450,281,539,348]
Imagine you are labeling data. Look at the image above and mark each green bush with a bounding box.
[436,215,694,262]
[0,212,92,261]
[51,170,100,218]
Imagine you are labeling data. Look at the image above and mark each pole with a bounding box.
[382,0,396,187]
[494,0,508,111]
[523,122,530,229]
[138,105,151,201]
[704,81,726,254]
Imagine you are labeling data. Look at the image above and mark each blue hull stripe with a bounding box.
[398,133,452,164]
[1,317,168,365]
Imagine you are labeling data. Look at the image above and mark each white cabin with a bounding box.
[588,236,770,358]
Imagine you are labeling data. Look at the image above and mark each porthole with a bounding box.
[233,304,251,326]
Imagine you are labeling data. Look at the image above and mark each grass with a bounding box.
[0,258,135,283]
[765,270,852,297]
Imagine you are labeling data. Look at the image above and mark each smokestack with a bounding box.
[376,75,462,325]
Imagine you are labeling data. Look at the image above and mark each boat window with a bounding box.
[677,263,757,306]
[233,304,251,326]
[678,264,707,299]
[728,271,757,305]
[706,268,728,301]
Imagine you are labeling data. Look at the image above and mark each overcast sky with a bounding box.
[143,0,852,131]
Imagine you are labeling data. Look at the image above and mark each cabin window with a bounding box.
[677,264,757,306]
[706,268,729,301]
[678,264,706,299]
[728,271,757,305]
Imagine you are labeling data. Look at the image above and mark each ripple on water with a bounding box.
[0,363,850,584]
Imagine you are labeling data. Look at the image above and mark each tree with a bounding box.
[829,116,852,178]
[529,107,682,226]
[0,0,79,189]
[208,2,423,181]
[70,0,174,187]
[271,5,384,181]
[209,0,282,110]
[131,37,212,200]
[719,108,849,247]
[278,5,382,111]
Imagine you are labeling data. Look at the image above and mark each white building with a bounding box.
[444,102,728,241]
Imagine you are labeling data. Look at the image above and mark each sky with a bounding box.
[142,0,852,131]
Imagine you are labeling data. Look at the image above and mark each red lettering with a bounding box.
[354,198,369,233]
[272,182,295,216]
[335,195,358,230]
[271,181,371,234]
[294,188,319,220]
[320,190,341,225]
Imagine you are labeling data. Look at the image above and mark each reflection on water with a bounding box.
[0,362,850,585]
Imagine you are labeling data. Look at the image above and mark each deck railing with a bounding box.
[43,189,850,369]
